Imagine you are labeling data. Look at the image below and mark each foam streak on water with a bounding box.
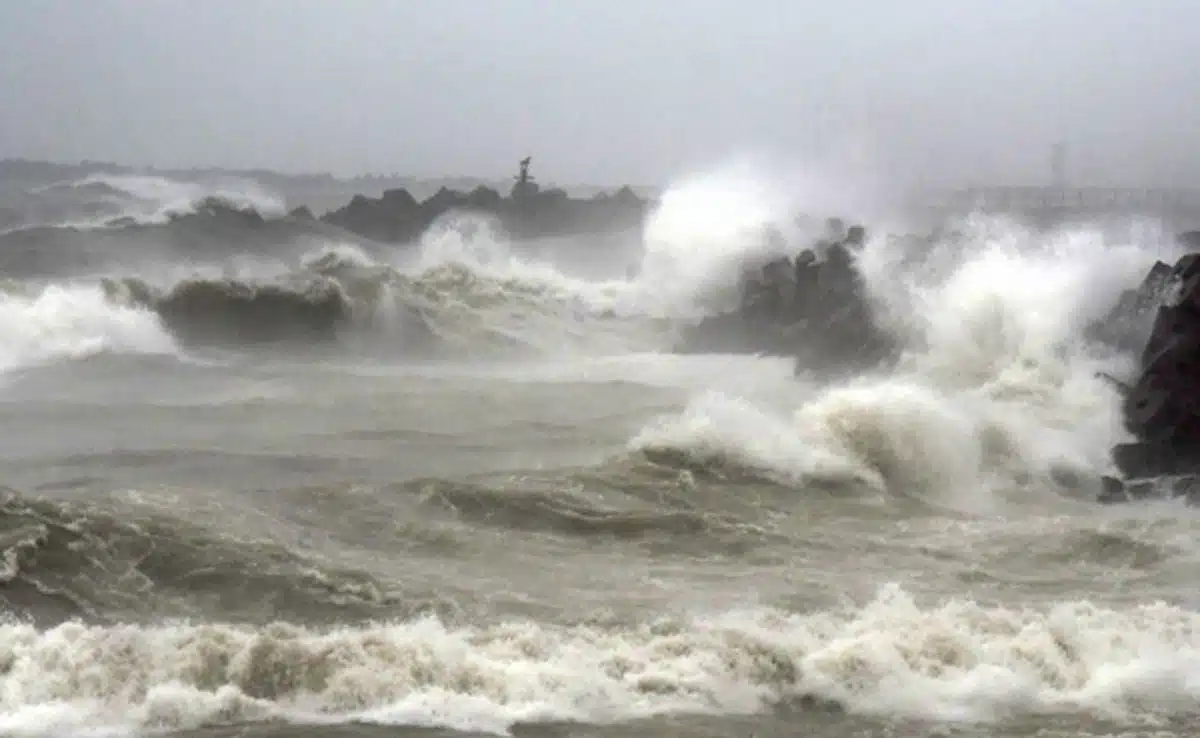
[0,161,1197,738]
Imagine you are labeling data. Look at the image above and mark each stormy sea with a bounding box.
[1,167,1198,738]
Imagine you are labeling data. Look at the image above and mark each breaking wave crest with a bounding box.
[0,234,671,372]
[3,164,1200,738]
[630,208,1183,513]
[0,282,178,373]
[4,584,1200,736]
[17,172,287,231]
[0,166,1183,400]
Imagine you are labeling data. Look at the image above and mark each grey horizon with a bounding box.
[2,0,1198,191]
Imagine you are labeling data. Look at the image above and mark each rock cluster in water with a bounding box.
[1099,230,1200,504]
[675,219,897,374]
[318,157,650,243]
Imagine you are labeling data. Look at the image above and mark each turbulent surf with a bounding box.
[1,163,1199,738]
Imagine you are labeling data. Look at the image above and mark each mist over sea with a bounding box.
[2,162,1199,738]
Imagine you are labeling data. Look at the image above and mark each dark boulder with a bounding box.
[323,193,406,242]
[1099,233,1200,504]
[1086,259,1173,354]
[466,185,502,209]
[380,187,418,210]
[674,221,898,376]
[422,186,467,214]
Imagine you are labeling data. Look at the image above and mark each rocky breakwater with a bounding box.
[320,157,651,243]
[675,221,898,375]
[1098,230,1200,504]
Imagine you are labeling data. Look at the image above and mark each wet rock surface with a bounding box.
[674,221,899,376]
[1099,233,1200,504]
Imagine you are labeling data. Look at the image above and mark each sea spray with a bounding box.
[632,171,1183,511]
[0,283,177,372]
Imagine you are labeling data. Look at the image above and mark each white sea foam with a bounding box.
[3,585,1199,737]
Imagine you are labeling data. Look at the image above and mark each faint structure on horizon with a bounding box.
[511,156,540,201]
[1051,142,1068,188]
[948,185,1200,214]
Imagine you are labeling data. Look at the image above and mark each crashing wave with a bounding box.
[0,205,384,280]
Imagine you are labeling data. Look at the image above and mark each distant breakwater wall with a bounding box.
[313,159,652,244]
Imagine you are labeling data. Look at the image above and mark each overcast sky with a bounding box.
[1,0,1197,188]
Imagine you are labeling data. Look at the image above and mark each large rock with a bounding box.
[1098,234,1200,504]
[1086,259,1173,355]
[674,223,899,375]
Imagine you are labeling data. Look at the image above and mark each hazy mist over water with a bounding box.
[3,0,1200,189]
[2,3,1200,738]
